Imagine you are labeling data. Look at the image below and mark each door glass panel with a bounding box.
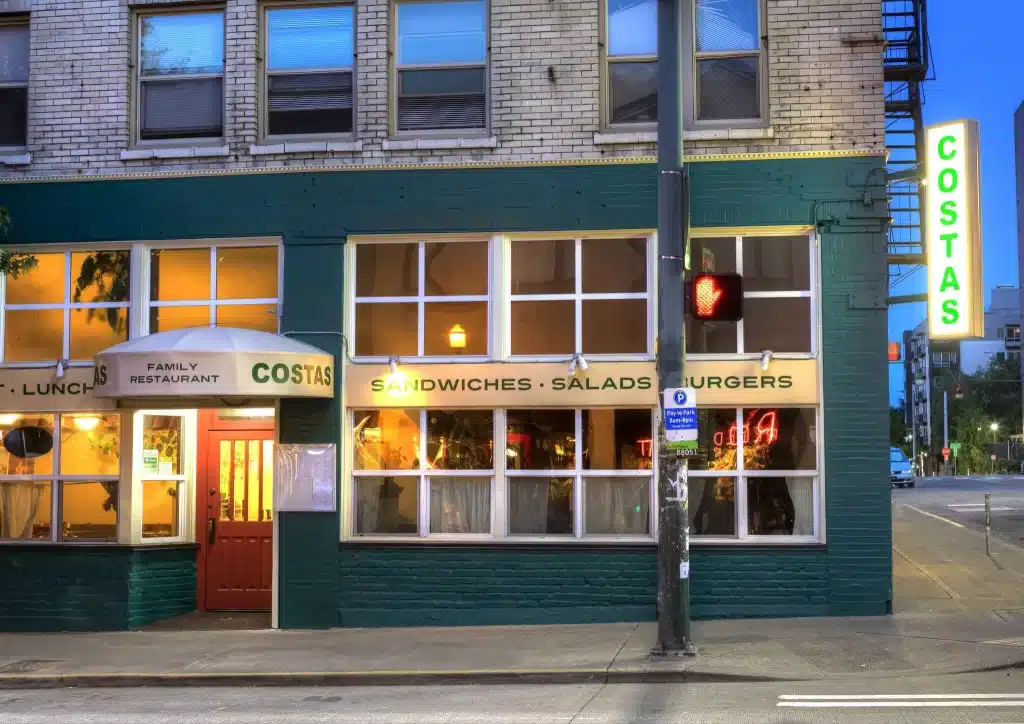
[262,440,274,521]
[247,439,261,523]
[218,438,233,520]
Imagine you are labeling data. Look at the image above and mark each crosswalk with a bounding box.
[777,693,1024,708]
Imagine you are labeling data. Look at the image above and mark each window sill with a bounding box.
[0,151,31,166]
[382,136,498,151]
[685,126,774,142]
[593,126,775,145]
[250,139,363,155]
[594,131,657,145]
[121,144,230,161]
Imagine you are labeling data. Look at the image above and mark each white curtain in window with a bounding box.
[786,477,814,536]
[509,478,552,534]
[429,477,489,533]
[585,477,648,535]
[0,483,45,539]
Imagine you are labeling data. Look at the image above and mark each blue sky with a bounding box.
[887,0,1024,406]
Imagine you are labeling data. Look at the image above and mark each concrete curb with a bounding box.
[0,661,1021,689]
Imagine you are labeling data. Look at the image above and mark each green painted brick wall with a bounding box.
[0,156,891,627]
[128,546,198,628]
[0,546,197,632]
[339,546,658,627]
[0,548,132,632]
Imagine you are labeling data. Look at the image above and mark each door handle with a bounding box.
[208,517,217,545]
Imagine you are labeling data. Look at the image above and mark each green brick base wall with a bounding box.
[338,546,657,627]
[128,546,198,628]
[0,545,196,632]
[338,545,840,627]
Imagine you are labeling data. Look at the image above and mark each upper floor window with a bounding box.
[603,0,766,128]
[148,245,280,334]
[394,0,487,133]
[687,233,814,355]
[1,251,130,363]
[605,0,657,125]
[353,240,489,357]
[510,238,650,357]
[137,11,225,142]
[264,4,354,138]
[0,20,29,148]
[693,0,763,123]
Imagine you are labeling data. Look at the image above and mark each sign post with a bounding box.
[654,0,694,656]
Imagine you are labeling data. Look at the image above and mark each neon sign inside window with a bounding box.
[713,410,778,448]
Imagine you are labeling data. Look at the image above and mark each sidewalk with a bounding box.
[1,611,1022,689]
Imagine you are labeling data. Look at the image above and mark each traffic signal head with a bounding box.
[690,273,743,322]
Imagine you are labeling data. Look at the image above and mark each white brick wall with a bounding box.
[0,0,884,178]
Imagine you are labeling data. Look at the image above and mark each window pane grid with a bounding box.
[352,240,490,358]
[688,406,818,540]
[0,412,121,543]
[1,250,132,362]
[509,237,651,357]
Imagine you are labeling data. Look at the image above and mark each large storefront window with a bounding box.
[0,412,121,542]
[149,244,280,334]
[353,240,490,358]
[351,407,654,539]
[510,237,649,357]
[687,233,814,355]
[689,407,818,539]
[1,250,130,362]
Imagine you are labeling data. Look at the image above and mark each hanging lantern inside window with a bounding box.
[448,324,467,349]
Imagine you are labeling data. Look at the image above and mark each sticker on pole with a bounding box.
[664,387,698,454]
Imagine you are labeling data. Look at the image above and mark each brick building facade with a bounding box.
[0,0,892,631]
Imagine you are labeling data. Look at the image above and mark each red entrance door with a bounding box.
[200,429,275,611]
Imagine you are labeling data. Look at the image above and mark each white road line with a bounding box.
[779,695,1024,700]
[778,695,1024,709]
[948,504,1014,511]
[778,701,1024,708]
[902,504,966,528]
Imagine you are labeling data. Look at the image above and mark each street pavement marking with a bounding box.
[902,504,966,528]
[948,503,1013,511]
[777,694,1024,709]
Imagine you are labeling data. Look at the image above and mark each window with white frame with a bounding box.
[0,19,29,148]
[0,412,122,542]
[148,244,280,335]
[691,0,764,123]
[264,4,355,137]
[137,10,225,142]
[507,408,653,537]
[688,407,818,539]
[350,407,654,538]
[605,0,657,126]
[510,237,650,357]
[353,240,489,358]
[394,0,487,133]
[1,250,131,363]
[686,233,814,355]
[137,412,191,540]
[352,409,494,536]
[603,0,766,128]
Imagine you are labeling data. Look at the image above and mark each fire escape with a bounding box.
[884,0,930,291]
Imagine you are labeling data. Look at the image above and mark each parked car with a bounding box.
[890,447,914,488]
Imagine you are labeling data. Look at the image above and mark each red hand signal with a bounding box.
[694,275,724,318]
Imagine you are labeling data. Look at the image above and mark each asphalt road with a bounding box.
[1,675,1023,724]
[893,475,1024,548]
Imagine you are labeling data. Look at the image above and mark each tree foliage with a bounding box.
[0,207,38,278]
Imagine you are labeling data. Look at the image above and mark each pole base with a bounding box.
[649,641,698,658]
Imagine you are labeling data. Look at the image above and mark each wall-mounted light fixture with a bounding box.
[760,349,774,372]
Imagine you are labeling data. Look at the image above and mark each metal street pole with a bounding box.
[910,374,917,473]
[943,390,948,473]
[655,0,693,654]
